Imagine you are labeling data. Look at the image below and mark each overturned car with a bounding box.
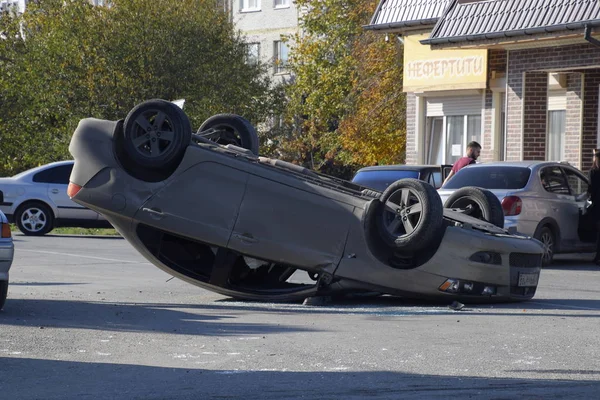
[68,100,544,303]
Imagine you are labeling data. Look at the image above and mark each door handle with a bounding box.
[51,189,59,194]
[233,233,258,244]
[142,207,164,219]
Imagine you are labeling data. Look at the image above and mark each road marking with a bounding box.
[26,249,147,264]
[529,301,600,311]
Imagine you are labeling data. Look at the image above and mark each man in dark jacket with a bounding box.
[443,141,481,185]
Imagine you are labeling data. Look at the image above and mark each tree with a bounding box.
[281,0,405,176]
[0,0,276,175]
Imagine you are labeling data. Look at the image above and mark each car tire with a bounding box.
[123,99,192,170]
[374,178,443,252]
[15,202,54,236]
[444,187,504,228]
[534,226,555,267]
[0,280,7,310]
[198,114,259,155]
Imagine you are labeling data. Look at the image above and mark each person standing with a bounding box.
[443,141,482,185]
[587,150,600,265]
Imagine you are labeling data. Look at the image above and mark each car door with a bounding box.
[228,171,352,270]
[562,166,595,247]
[539,166,579,249]
[38,164,99,221]
[134,161,249,248]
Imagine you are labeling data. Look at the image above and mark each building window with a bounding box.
[426,117,444,164]
[274,40,289,74]
[245,42,260,65]
[426,114,481,164]
[274,0,289,8]
[241,0,260,11]
[547,110,566,161]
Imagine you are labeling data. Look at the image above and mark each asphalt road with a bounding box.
[1,234,600,399]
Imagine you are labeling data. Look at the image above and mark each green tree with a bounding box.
[0,0,275,175]
[282,0,405,176]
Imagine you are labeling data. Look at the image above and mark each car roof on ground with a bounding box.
[356,164,442,173]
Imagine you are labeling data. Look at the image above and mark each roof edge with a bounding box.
[421,19,600,45]
[364,18,439,31]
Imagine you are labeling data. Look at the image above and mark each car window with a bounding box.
[540,167,570,195]
[442,166,531,190]
[429,171,442,189]
[32,164,73,184]
[563,167,588,196]
[351,170,420,191]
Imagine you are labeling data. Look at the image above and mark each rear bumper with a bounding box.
[0,240,14,280]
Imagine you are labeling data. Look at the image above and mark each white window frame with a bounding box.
[241,0,261,12]
[273,40,289,74]
[274,0,290,8]
[425,114,482,164]
[245,42,260,65]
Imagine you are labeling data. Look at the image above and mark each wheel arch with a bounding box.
[533,218,561,252]
[14,199,58,221]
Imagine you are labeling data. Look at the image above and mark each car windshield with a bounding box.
[352,170,420,191]
[443,166,531,190]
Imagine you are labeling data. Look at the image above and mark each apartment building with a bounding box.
[231,0,298,83]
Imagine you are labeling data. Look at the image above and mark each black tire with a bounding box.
[0,280,7,310]
[198,114,259,155]
[375,178,444,252]
[123,99,192,170]
[534,226,555,267]
[444,187,504,228]
[15,202,54,236]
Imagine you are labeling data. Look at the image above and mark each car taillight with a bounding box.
[67,182,82,198]
[1,223,11,238]
[502,196,522,216]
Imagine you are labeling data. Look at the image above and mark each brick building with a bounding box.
[366,0,600,170]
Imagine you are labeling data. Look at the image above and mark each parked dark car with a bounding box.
[67,99,544,303]
[352,164,452,191]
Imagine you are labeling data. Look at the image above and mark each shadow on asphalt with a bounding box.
[0,357,599,400]
[0,299,318,336]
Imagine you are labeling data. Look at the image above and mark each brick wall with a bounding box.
[565,73,583,169]
[507,43,600,163]
[522,72,548,160]
[482,49,507,162]
[405,93,417,164]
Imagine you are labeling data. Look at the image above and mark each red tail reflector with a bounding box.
[67,182,82,198]
[1,223,11,238]
[502,196,522,216]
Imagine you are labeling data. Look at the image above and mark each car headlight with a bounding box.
[439,279,497,296]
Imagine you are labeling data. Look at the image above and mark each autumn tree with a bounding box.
[281,0,405,176]
[0,0,275,175]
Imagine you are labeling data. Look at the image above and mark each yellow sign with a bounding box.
[403,33,488,92]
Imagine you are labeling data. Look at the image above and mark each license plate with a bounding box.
[518,273,539,287]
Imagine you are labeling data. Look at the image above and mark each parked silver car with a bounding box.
[0,161,111,235]
[438,161,594,265]
[0,209,14,310]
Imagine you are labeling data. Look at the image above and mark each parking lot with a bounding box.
[1,234,600,399]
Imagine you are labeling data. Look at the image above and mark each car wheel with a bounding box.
[198,114,259,155]
[444,187,504,228]
[535,226,555,267]
[15,202,54,236]
[123,99,192,170]
[375,178,443,252]
[0,280,7,310]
